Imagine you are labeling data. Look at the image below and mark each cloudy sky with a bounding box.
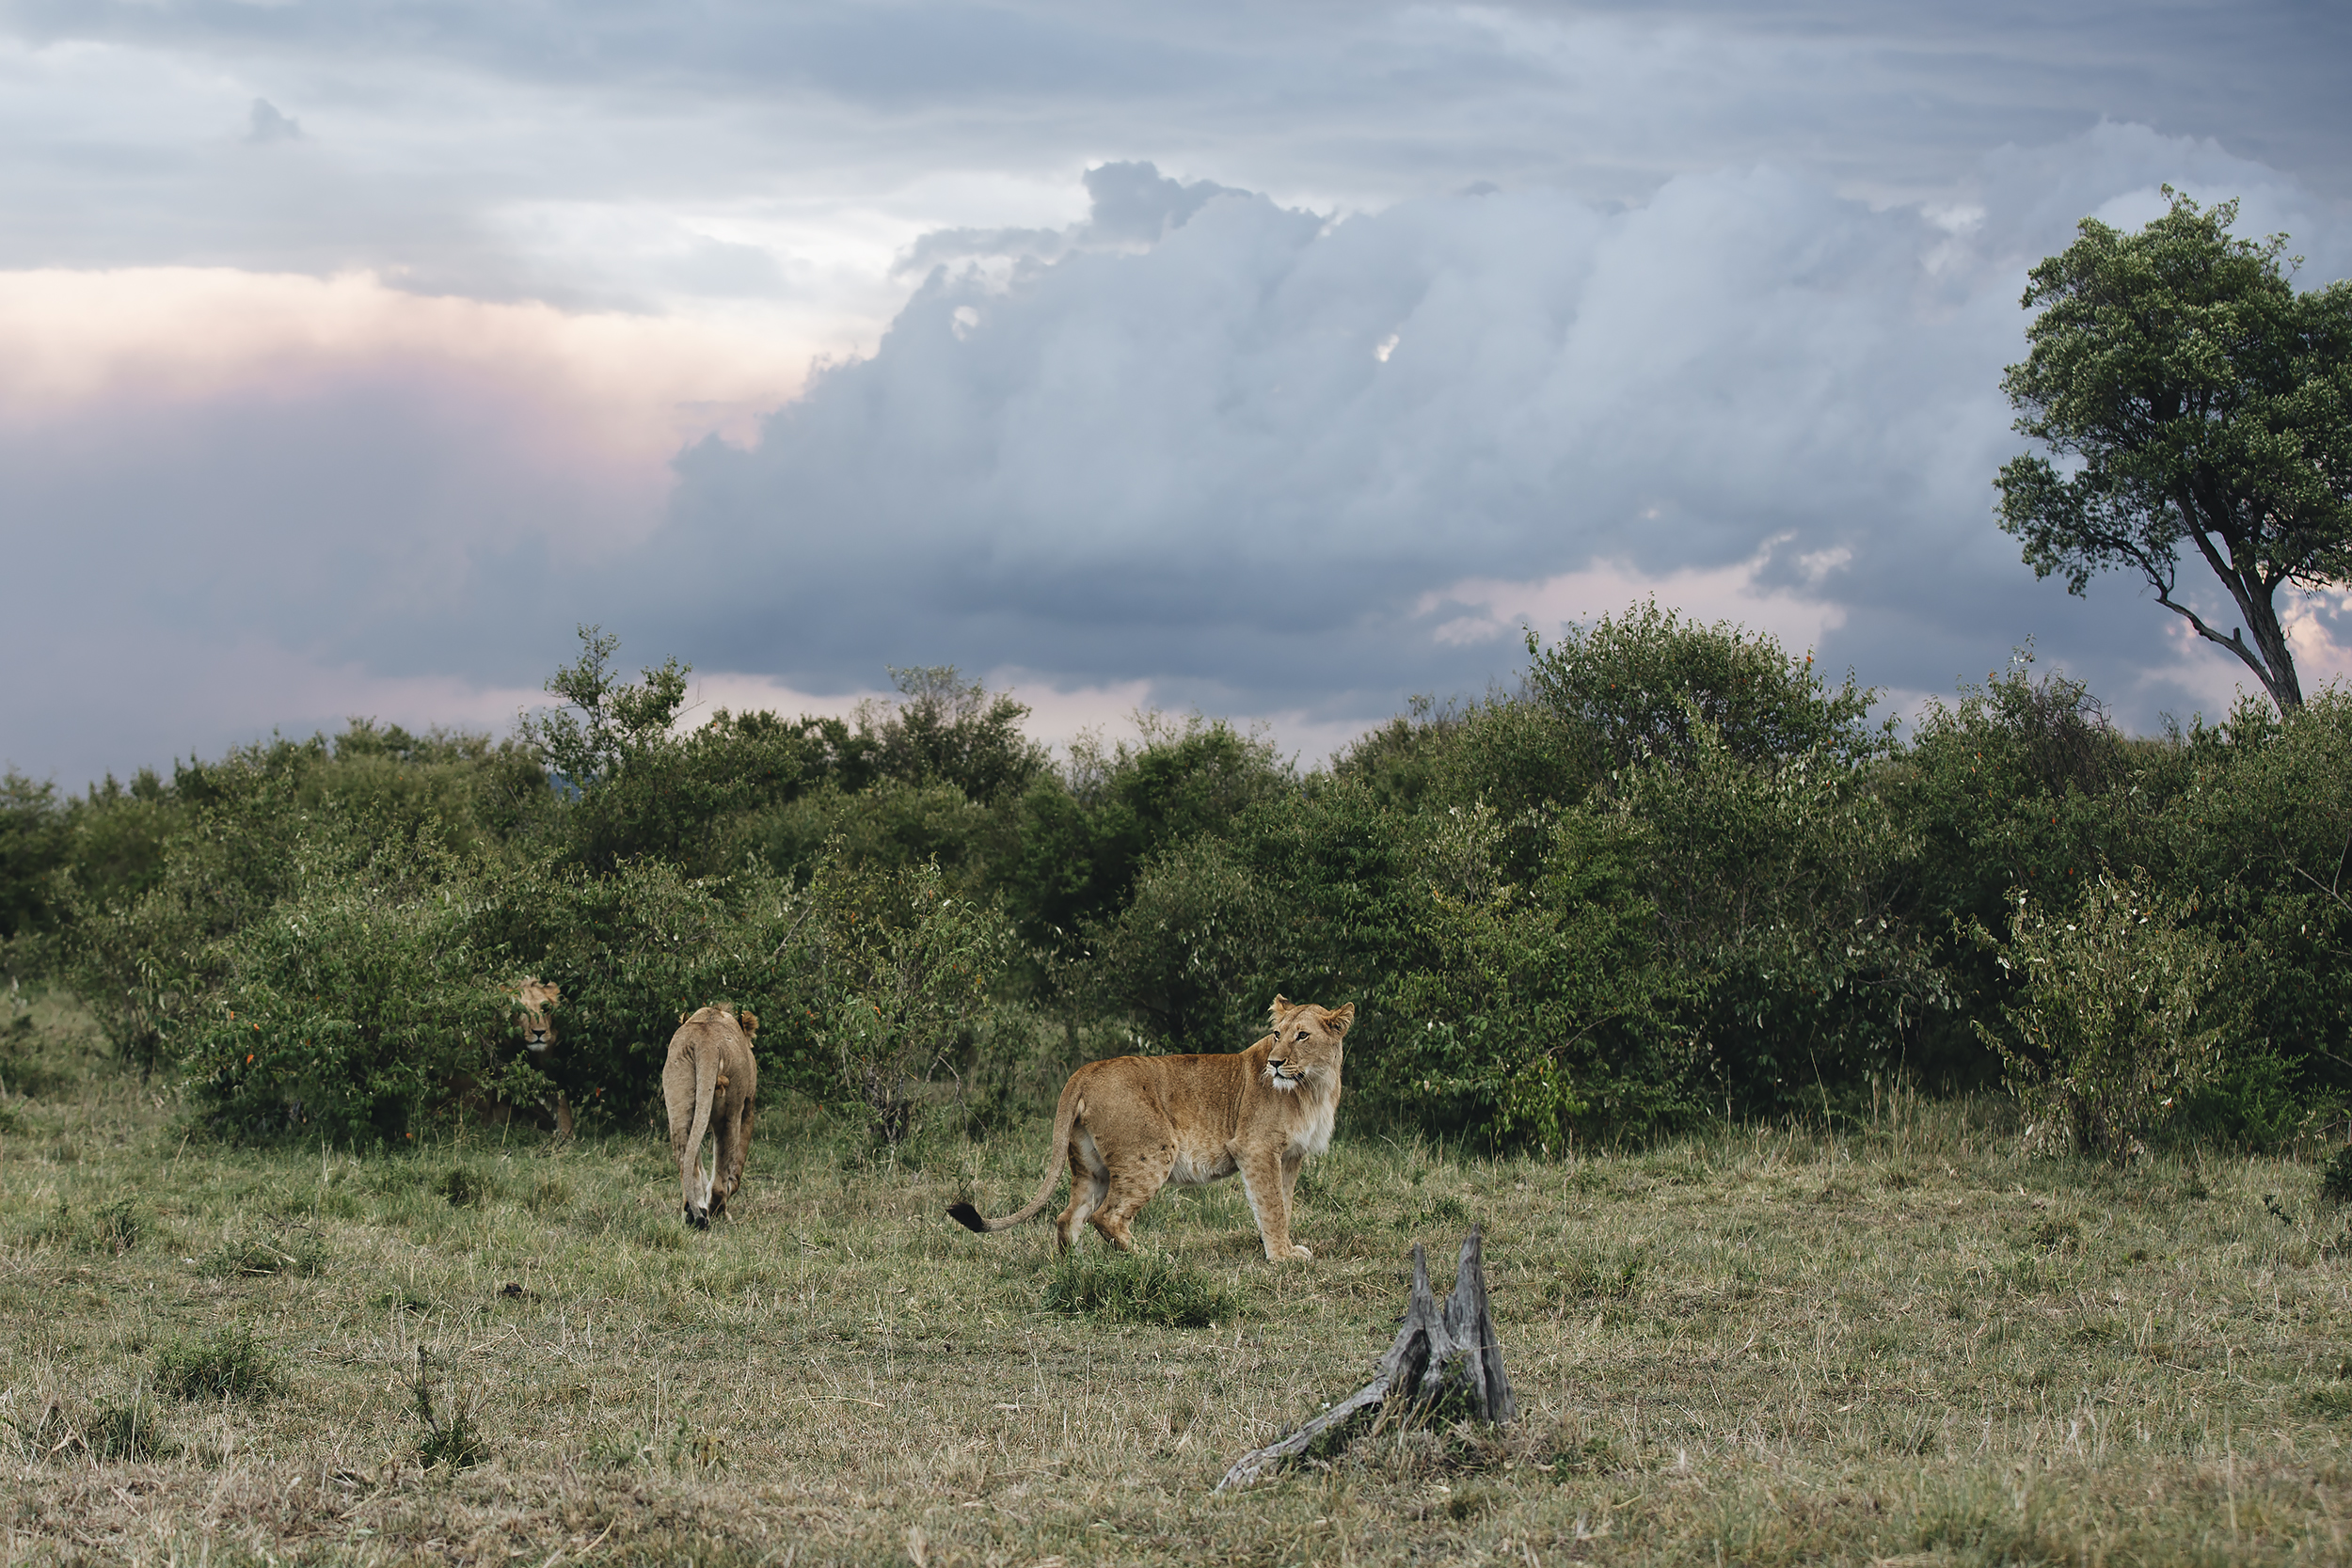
[6,0,2350,786]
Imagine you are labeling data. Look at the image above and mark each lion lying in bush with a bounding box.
[449,980,573,1138]
[948,996,1353,1260]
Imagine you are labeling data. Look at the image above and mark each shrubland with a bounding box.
[4,607,2347,1161]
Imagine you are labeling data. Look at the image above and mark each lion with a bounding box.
[511,979,574,1140]
[450,980,573,1138]
[662,1005,759,1229]
[948,996,1354,1260]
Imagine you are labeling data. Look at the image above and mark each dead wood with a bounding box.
[1216,1230,1513,1491]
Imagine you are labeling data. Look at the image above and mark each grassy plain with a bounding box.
[5,990,2352,1566]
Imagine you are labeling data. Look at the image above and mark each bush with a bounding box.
[0,996,67,1098]
[1976,872,2226,1164]
[1080,833,1283,1055]
[470,854,809,1129]
[2321,1146,2352,1206]
[153,1324,280,1401]
[1043,1250,1238,1327]
[787,848,1017,1144]
[1606,700,1921,1117]
[1523,600,1886,777]
[176,843,514,1142]
[1367,803,1701,1149]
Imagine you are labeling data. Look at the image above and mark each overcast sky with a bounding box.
[6,0,2350,786]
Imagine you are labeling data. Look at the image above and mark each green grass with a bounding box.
[151,1324,281,1402]
[5,988,2352,1563]
[1043,1247,1240,1327]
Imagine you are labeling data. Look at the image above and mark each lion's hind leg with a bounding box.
[1055,1130,1110,1253]
[663,1052,710,1227]
[1090,1143,1176,1253]
[710,1099,754,1218]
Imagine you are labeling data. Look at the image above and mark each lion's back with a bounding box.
[1073,1045,1255,1144]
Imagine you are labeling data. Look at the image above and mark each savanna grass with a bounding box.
[5,990,2352,1565]
[1042,1247,1240,1327]
[151,1324,281,1402]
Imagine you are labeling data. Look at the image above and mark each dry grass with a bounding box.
[4,989,2352,1565]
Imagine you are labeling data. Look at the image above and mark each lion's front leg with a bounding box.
[1235,1148,1311,1261]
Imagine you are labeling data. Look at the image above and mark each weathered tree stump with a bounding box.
[1216,1230,1513,1491]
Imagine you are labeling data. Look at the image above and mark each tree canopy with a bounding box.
[1995,189,2352,712]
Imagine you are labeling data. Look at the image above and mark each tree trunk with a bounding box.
[1216,1231,1513,1491]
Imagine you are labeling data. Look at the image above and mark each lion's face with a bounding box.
[514,980,561,1056]
[1263,996,1353,1096]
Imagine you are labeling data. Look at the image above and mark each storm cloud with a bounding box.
[5,2,2350,785]
[615,130,2352,731]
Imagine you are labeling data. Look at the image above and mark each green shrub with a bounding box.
[1976,871,2226,1164]
[1043,1250,1237,1328]
[153,1324,280,1402]
[2170,1047,2320,1153]
[2321,1147,2352,1206]
[1078,832,1282,1056]
[1368,803,1702,1148]
[0,996,67,1098]
[1523,599,1887,777]
[176,841,514,1142]
[788,848,1017,1145]
[469,853,809,1128]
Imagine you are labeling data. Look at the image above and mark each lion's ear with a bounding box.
[545,986,561,1005]
[678,1010,691,1025]
[1268,994,1292,1020]
[739,1010,759,1037]
[1325,1003,1356,1036]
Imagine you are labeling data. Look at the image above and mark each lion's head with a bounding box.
[1263,994,1352,1096]
[513,979,561,1056]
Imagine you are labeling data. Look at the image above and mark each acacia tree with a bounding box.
[1996,189,2352,712]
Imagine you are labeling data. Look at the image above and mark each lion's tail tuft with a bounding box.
[945,1074,1086,1236]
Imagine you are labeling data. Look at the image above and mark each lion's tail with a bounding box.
[684,1040,722,1208]
[947,1071,1083,1234]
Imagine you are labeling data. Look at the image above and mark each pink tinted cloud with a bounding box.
[0,267,817,552]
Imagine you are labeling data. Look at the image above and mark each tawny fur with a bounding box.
[510,979,573,1140]
[451,979,573,1138]
[661,1006,759,1228]
[947,996,1353,1261]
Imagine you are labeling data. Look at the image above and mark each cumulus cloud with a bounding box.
[607,130,2349,738]
[8,0,2352,794]
[246,98,300,144]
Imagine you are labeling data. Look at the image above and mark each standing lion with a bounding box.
[662,1006,758,1228]
[948,996,1353,1260]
